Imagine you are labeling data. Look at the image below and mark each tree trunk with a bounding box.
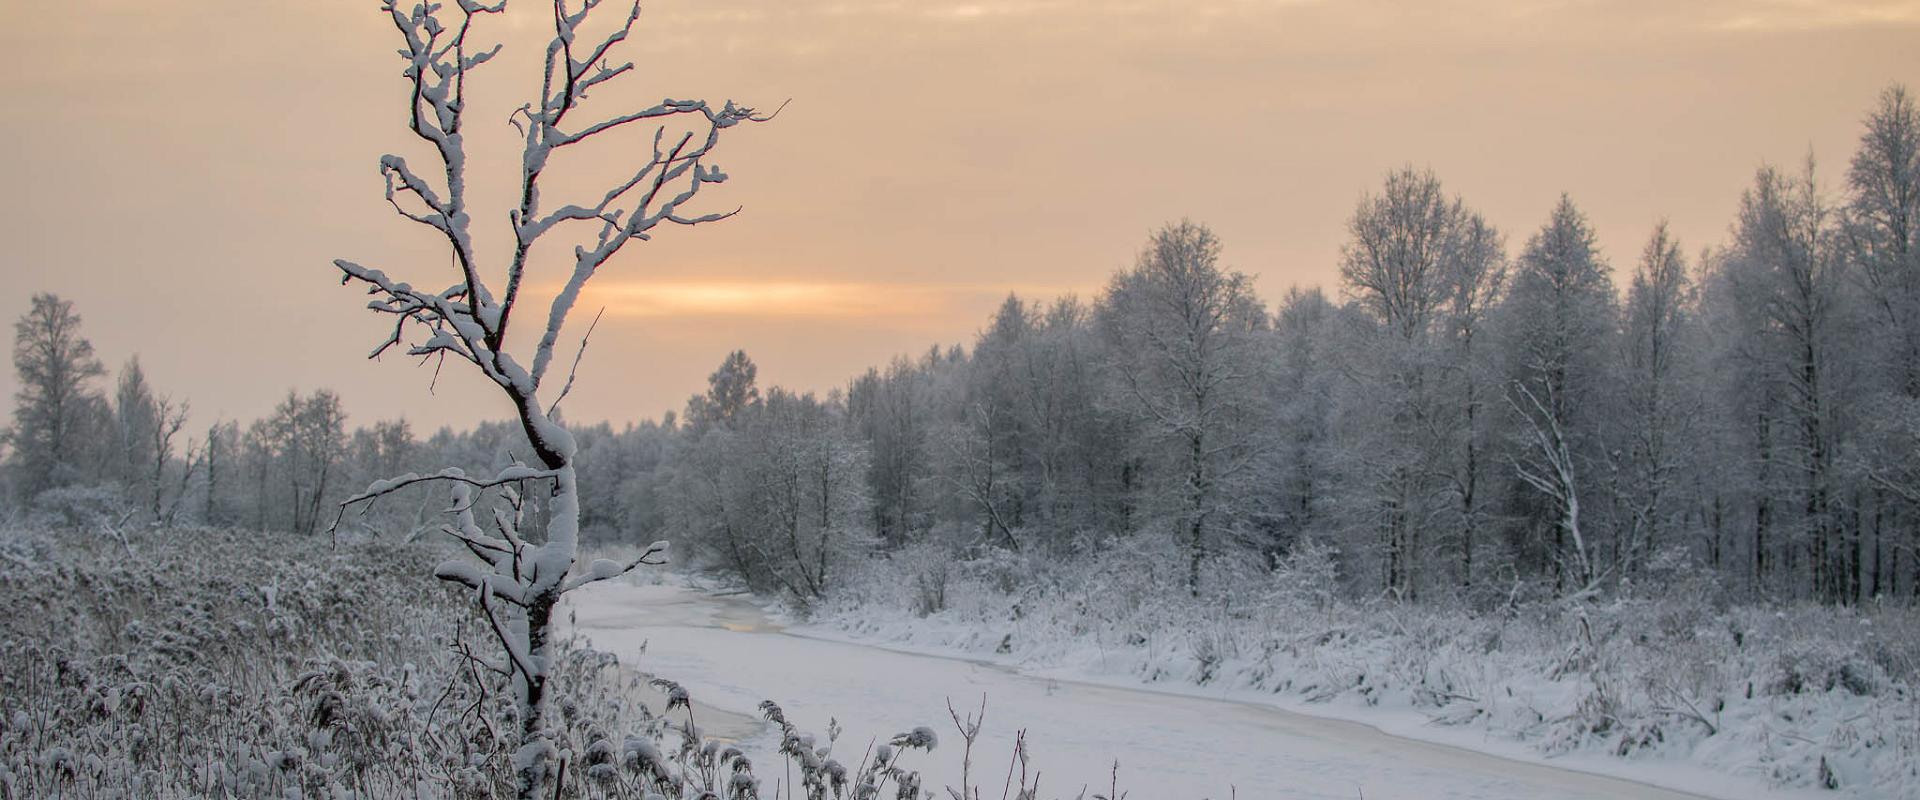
[512,462,578,800]
[1462,400,1478,590]
[1188,430,1207,598]
[1756,410,1772,596]
[515,589,557,800]
[205,431,218,526]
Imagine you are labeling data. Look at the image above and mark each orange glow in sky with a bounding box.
[1,0,1917,428]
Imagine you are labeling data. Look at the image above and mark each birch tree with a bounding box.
[327,2,771,796]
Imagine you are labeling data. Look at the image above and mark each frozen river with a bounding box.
[568,582,1775,800]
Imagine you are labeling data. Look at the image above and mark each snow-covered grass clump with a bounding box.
[0,527,779,799]
[817,537,1920,798]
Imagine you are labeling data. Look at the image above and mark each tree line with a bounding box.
[666,86,1920,608]
[7,85,1917,608]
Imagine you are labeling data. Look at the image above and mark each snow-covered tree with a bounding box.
[327,2,771,796]
[109,358,157,491]
[1498,195,1619,592]
[848,354,940,546]
[1721,160,1848,601]
[1843,84,1920,598]
[107,356,193,524]
[1845,85,1920,398]
[671,355,874,602]
[1265,287,1343,556]
[686,349,762,433]
[1005,296,1109,551]
[1098,220,1267,595]
[1436,208,1507,590]
[6,293,107,504]
[1619,221,1701,577]
[1336,168,1502,599]
[252,389,348,536]
[954,294,1088,554]
[200,419,240,527]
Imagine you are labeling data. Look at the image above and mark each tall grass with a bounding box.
[0,528,753,799]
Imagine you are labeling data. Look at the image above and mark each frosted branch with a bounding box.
[560,540,670,591]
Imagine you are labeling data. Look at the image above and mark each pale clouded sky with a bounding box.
[1,0,1916,431]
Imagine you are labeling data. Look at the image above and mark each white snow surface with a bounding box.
[567,582,1827,800]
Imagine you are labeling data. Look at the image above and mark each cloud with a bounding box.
[1709,0,1920,32]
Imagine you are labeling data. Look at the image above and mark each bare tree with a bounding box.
[848,353,940,547]
[148,394,190,524]
[328,2,771,797]
[262,389,347,536]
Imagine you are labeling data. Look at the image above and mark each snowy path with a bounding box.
[568,583,1777,800]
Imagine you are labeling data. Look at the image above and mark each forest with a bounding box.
[11,85,1919,612]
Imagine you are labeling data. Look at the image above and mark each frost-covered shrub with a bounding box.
[26,483,132,530]
[1264,537,1339,613]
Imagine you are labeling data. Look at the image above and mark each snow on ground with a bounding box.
[567,581,1826,800]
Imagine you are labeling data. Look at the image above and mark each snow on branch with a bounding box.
[341,1,779,453]
[561,540,670,591]
[333,3,765,794]
[521,99,777,389]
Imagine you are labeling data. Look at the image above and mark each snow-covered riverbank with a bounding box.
[568,581,1828,800]
[801,561,1920,800]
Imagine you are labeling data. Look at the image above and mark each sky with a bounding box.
[2,0,1917,434]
